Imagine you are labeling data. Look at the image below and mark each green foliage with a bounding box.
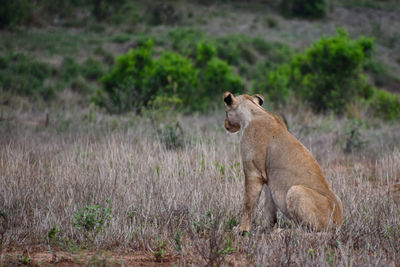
[148,51,199,106]
[0,52,55,99]
[202,58,245,100]
[95,40,155,112]
[48,226,60,241]
[371,89,400,121]
[253,64,290,105]
[255,29,375,112]
[291,29,374,113]
[215,34,255,65]
[173,231,183,251]
[252,37,273,54]
[0,0,32,28]
[153,238,167,261]
[73,199,113,241]
[61,56,81,83]
[196,41,217,66]
[281,0,327,18]
[169,28,206,56]
[96,39,244,113]
[81,57,105,80]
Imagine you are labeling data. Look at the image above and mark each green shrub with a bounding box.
[253,64,290,105]
[291,29,374,113]
[202,58,245,101]
[0,0,33,28]
[196,41,217,66]
[96,39,244,113]
[0,52,55,99]
[371,89,400,120]
[95,40,154,113]
[60,56,81,83]
[81,58,104,80]
[281,0,327,18]
[252,37,272,54]
[73,199,113,241]
[146,51,199,108]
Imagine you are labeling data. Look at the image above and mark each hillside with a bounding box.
[0,1,399,265]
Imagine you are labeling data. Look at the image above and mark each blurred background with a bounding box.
[0,0,399,118]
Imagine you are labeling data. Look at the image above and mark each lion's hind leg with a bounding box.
[286,185,334,231]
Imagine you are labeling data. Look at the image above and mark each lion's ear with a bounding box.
[253,94,264,106]
[223,91,236,106]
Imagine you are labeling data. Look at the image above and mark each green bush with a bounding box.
[81,58,105,80]
[371,89,400,120]
[196,41,217,66]
[96,39,244,113]
[60,56,81,83]
[95,40,155,113]
[0,52,55,99]
[281,0,327,18]
[292,29,373,113]
[73,200,113,241]
[253,64,290,105]
[202,58,245,101]
[146,51,199,108]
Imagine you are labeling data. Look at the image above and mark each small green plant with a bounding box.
[225,215,239,231]
[343,120,366,154]
[215,161,226,176]
[153,238,167,261]
[48,226,60,241]
[18,252,31,265]
[157,122,185,150]
[73,199,113,241]
[173,231,183,251]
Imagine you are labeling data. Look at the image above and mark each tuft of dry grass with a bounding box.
[0,106,399,265]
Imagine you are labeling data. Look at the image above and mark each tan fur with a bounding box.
[223,92,343,232]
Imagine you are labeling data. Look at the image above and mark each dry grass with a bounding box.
[0,105,399,265]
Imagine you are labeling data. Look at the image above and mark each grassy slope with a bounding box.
[0,1,400,265]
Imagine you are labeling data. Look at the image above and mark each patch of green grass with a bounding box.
[0,51,55,99]
[110,33,131,43]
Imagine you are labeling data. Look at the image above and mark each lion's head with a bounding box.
[223,91,264,133]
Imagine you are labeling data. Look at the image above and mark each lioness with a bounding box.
[223,92,343,233]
